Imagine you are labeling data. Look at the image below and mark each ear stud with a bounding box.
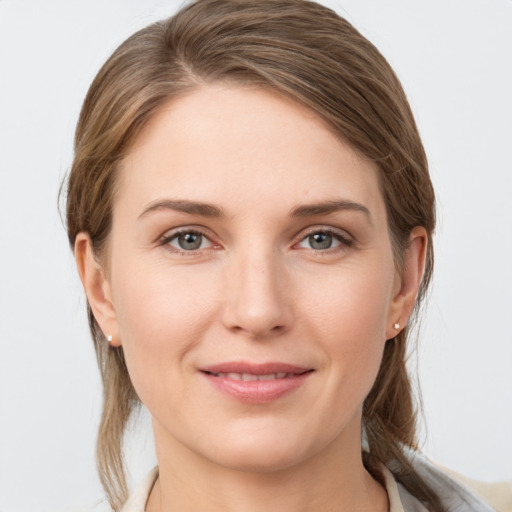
[393,323,400,330]
[107,335,113,343]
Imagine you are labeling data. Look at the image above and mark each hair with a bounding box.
[65,0,438,510]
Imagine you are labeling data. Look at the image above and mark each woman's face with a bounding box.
[81,84,419,472]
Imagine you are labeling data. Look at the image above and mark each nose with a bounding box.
[221,247,293,339]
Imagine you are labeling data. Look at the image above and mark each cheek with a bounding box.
[110,259,219,404]
[301,262,393,387]
[304,262,393,340]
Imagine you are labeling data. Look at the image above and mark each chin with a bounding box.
[210,443,306,473]
[197,423,319,473]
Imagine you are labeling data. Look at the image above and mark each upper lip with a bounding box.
[200,362,312,375]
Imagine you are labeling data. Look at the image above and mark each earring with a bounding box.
[107,335,113,343]
[393,323,400,330]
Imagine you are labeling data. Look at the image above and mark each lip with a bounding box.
[200,361,314,404]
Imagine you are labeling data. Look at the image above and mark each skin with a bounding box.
[75,84,427,512]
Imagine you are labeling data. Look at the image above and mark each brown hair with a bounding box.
[65,0,437,509]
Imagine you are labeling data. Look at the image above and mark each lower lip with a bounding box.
[202,372,312,404]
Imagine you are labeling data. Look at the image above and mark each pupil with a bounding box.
[310,232,332,250]
[179,233,202,250]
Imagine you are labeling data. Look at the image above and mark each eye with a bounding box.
[165,230,213,251]
[297,229,352,251]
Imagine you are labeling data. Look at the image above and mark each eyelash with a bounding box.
[295,228,354,253]
[159,227,354,255]
[159,228,217,254]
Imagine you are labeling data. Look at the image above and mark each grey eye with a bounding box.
[174,232,204,251]
[308,232,333,250]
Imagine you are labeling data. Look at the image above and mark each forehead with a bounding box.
[116,84,385,221]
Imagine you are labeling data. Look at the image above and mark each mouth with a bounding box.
[204,371,307,381]
[199,362,314,403]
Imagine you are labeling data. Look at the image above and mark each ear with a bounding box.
[386,226,428,339]
[74,233,121,347]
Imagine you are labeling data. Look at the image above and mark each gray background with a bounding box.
[1,0,511,510]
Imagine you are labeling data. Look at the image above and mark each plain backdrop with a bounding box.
[1,0,511,511]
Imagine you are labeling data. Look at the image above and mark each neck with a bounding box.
[146,421,388,512]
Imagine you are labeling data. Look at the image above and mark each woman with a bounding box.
[65,0,496,510]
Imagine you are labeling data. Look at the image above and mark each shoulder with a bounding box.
[390,450,505,512]
[439,465,512,512]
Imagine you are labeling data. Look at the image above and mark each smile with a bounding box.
[200,362,314,404]
[209,372,297,381]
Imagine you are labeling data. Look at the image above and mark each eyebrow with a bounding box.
[138,198,372,223]
[290,199,372,224]
[138,199,224,219]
